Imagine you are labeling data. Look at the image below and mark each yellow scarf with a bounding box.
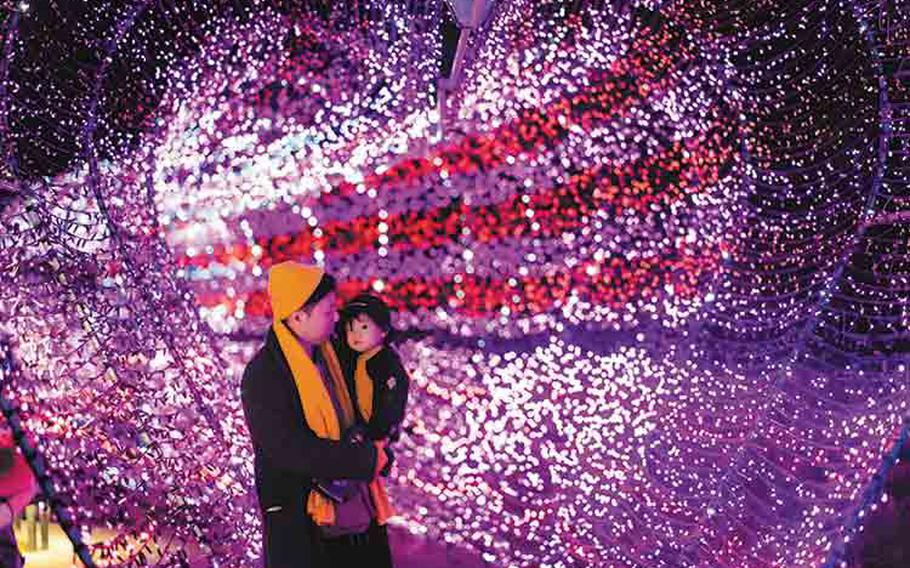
[355,346,383,421]
[269,261,394,526]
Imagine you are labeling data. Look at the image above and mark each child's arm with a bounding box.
[366,348,410,441]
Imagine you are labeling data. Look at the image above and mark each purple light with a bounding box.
[0,1,907,567]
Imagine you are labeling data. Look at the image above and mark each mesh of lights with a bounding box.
[0,1,907,567]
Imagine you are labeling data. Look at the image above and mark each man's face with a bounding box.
[346,314,386,353]
[287,291,338,346]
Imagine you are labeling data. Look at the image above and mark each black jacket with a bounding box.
[241,328,378,567]
[358,346,410,442]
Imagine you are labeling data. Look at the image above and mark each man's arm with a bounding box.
[241,363,378,481]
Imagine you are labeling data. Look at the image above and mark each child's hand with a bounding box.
[345,424,367,444]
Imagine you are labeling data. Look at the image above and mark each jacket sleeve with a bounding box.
[241,359,377,481]
[366,348,410,441]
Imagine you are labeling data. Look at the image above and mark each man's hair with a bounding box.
[300,273,337,312]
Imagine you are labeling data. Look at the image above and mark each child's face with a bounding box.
[346,314,386,352]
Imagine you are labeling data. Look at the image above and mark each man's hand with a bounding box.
[373,440,388,479]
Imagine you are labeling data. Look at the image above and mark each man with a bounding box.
[241,261,393,567]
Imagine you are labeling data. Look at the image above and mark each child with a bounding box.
[338,293,410,444]
[313,293,409,504]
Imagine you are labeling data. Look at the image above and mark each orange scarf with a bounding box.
[355,346,383,422]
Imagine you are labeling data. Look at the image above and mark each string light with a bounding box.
[0,1,907,567]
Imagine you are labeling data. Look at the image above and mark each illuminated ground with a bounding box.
[14,523,487,568]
